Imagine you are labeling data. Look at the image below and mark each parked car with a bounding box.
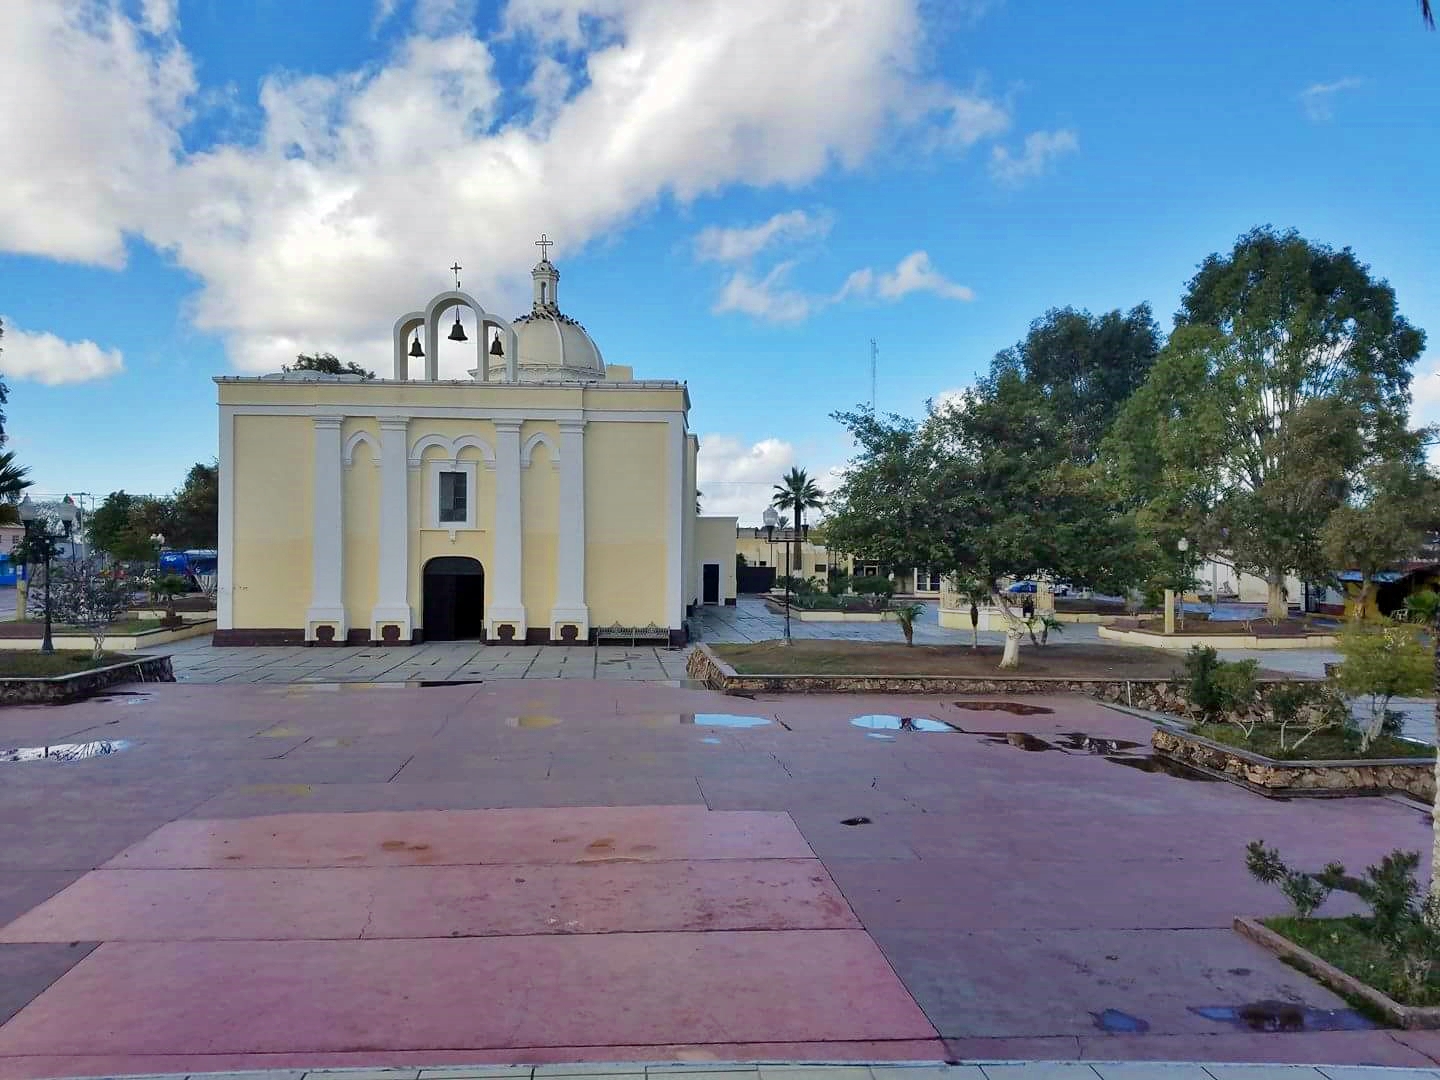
[1006,580,1070,596]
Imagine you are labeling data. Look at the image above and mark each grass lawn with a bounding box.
[0,652,134,678]
[711,639,1239,679]
[1196,722,1434,761]
[1265,915,1440,1007]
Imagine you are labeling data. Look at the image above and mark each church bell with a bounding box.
[409,331,424,358]
[448,311,468,342]
[489,335,504,357]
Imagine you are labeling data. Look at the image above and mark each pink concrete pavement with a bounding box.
[0,860,859,941]
[2,679,1437,1073]
[0,933,936,1056]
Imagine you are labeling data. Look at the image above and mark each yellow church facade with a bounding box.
[215,246,734,647]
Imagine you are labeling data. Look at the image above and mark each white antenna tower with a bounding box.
[869,338,878,410]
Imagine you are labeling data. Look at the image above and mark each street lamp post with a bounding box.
[150,533,166,579]
[1165,536,1190,635]
[762,506,792,645]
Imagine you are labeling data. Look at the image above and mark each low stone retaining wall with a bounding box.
[1153,723,1434,801]
[1235,917,1440,1028]
[1098,624,1338,650]
[0,654,175,705]
[0,620,214,652]
[686,645,1318,711]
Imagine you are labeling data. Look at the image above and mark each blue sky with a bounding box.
[1,0,1437,521]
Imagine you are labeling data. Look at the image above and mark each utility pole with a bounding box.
[869,339,878,411]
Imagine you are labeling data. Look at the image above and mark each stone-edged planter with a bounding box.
[686,645,1320,710]
[0,654,175,705]
[1234,916,1440,1028]
[1152,721,1434,801]
[1098,624,1338,650]
[0,620,215,652]
[763,599,896,622]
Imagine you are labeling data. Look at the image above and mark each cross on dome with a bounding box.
[535,234,553,262]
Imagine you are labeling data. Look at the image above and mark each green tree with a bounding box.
[771,467,824,582]
[86,492,140,559]
[171,462,219,549]
[284,352,375,379]
[828,376,1144,669]
[1109,228,1425,620]
[1322,450,1440,620]
[989,304,1161,464]
[1335,618,1431,751]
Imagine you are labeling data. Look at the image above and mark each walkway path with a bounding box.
[1,681,1436,1075]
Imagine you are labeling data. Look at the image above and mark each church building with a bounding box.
[214,240,737,647]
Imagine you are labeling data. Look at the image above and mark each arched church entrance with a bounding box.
[422,557,485,641]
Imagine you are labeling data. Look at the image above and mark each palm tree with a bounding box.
[1424,0,1435,28]
[771,467,824,582]
[0,450,32,511]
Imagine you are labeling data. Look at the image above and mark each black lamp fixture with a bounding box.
[409,329,424,358]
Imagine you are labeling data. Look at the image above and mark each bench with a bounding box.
[594,622,671,647]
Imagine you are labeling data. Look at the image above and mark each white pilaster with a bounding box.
[550,419,589,641]
[665,416,685,637]
[217,405,235,630]
[370,416,412,643]
[487,418,527,641]
[305,415,347,642]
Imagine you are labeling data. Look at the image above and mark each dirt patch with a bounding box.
[713,640,1234,679]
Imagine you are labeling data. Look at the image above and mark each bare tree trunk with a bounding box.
[991,591,1026,669]
[1266,573,1287,622]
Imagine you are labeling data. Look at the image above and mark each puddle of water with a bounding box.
[954,701,1055,716]
[1190,1002,1375,1032]
[700,736,723,745]
[639,714,776,728]
[1106,755,1219,781]
[1057,732,1142,754]
[1091,1008,1150,1033]
[308,736,358,749]
[505,715,563,729]
[272,681,472,694]
[849,715,957,733]
[840,816,872,826]
[1,741,132,763]
[972,731,1056,752]
[91,692,149,704]
[865,733,896,741]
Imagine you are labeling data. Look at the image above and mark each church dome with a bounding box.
[511,249,604,382]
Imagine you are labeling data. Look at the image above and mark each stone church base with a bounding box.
[212,627,688,648]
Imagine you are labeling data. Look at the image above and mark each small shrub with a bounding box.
[826,571,852,598]
[1246,840,1332,917]
[853,576,896,603]
[1267,681,1343,753]
[1185,645,1259,730]
[1335,619,1431,752]
[893,602,924,646]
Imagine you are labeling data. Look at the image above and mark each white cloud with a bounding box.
[0,319,124,386]
[697,435,797,520]
[694,210,832,263]
[1300,77,1363,122]
[988,128,1078,185]
[932,385,974,413]
[837,250,974,303]
[0,1,193,267]
[712,262,815,323]
[0,0,1038,372]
